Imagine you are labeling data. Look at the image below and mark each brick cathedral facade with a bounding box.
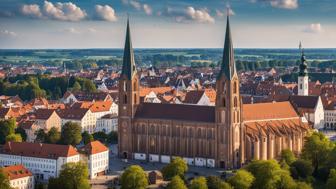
[118,17,310,169]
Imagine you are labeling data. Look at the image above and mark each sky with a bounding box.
[0,0,335,49]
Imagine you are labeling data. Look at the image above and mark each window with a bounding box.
[134,94,137,104]
[222,98,226,107]
[123,82,127,91]
[234,81,237,93]
[124,95,127,104]
[234,97,238,108]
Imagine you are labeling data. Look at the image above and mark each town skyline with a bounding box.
[0,0,335,49]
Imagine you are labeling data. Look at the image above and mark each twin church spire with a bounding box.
[121,15,237,81]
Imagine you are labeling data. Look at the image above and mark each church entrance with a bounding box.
[123,152,128,159]
[220,161,225,169]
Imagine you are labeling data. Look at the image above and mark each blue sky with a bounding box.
[0,0,335,49]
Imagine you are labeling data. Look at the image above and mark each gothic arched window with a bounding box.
[222,98,226,107]
[124,95,127,104]
[233,81,237,94]
[134,94,137,104]
[234,97,238,107]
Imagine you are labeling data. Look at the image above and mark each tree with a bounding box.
[6,133,22,142]
[47,127,61,144]
[228,170,255,189]
[60,162,90,189]
[280,149,296,165]
[0,118,16,144]
[326,169,336,189]
[166,176,187,189]
[35,129,47,143]
[93,132,107,144]
[82,131,93,145]
[274,170,296,189]
[15,127,27,141]
[82,79,96,92]
[301,132,334,173]
[60,122,82,146]
[246,160,282,189]
[207,176,232,189]
[190,176,208,189]
[295,182,312,189]
[120,165,148,189]
[72,81,81,92]
[0,168,11,189]
[162,157,188,180]
[290,159,313,180]
[107,131,118,144]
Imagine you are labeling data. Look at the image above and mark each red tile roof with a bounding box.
[83,141,108,155]
[2,165,32,180]
[1,142,78,159]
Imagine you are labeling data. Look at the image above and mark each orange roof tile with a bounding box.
[83,141,108,155]
[140,87,172,97]
[243,101,299,122]
[2,165,32,180]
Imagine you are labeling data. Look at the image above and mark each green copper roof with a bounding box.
[121,19,137,80]
[218,15,237,80]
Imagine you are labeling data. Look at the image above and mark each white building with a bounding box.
[298,43,309,96]
[183,90,211,106]
[95,114,118,133]
[324,102,336,129]
[2,165,35,189]
[290,95,325,129]
[82,141,109,179]
[0,142,80,180]
[58,108,96,133]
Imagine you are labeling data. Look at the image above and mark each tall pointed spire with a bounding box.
[218,12,236,80]
[121,17,137,80]
[299,42,308,76]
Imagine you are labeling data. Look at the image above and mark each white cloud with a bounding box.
[143,4,153,15]
[216,8,235,17]
[0,30,17,37]
[62,27,80,34]
[95,5,117,22]
[129,0,141,10]
[251,0,298,9]
[270,0,298,9]
[185,7,215,24]
[21,4,42,18]
[43,1,87,21]
[303,23,323,33]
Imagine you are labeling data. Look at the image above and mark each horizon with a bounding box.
[0,0,335,49]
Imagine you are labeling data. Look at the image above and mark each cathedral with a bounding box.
[118,16,311,169]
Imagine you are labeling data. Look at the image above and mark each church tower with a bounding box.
[298,42,309,96]
[118,18,140,159]
[215,14,243,169]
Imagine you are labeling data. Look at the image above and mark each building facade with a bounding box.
[2,165,35,189]
[82,141,109,179]
[118,17,310,169]
[298,43,309,96]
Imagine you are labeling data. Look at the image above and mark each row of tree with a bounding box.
[0,75,96,101]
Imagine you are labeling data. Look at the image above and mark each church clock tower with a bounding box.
[215,14,243,169]
[118,19,140,159]
[298,42,309,96]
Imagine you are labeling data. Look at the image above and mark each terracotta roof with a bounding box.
[89,101,112,113]
[2,165,32,180]
[140,87,172,97]
[83,141,108,155]
[204,89,216,103]
[72,92,111,102]
[135,103,215,123]
[243,101,299,122]
[183,91,205,104]
[289,95,319,109]
[0,107,22,119]
[1,142,78,159]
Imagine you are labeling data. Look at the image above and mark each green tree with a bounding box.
[290,159,313,180]
[207,176,232,189]
[326,169,336,189]
[35,129,47,143]
[82,131,93,145]
[15,127,27,141]
[190,176,208,189]
[82,79,96,92]
[72,81,81,92]
[301,132,334,173]
[0,168,11,189]
[274,170,296,189]
[246,160,281,189]
[107,131,118,144]
[59,162,90,189]
[120,165,148,189]
[60,122,82,146]
[228,170,255,189]
[47,127,61,144]
[166,176,187,189]
[93,132,108,144]
[6,133,22,142]
[0,118,16,144]
[280,149,296,165]
[162,157,188,180]
[295,182,312,189]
